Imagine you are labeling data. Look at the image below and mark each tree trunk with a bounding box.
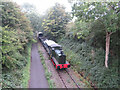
[105,32,112,68]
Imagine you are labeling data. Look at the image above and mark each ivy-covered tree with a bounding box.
[72,2,120,68]
[42,3,71,40]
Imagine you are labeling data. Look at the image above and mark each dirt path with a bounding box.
[29,43,49,88]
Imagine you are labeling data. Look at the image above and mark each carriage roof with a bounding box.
[44,40,61,48]
[38,32,43,34]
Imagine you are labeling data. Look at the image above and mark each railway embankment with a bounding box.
[58,37,119,88]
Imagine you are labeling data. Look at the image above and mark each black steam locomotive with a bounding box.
[38,32,70,69]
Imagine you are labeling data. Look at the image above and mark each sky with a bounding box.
[13,0,72,14]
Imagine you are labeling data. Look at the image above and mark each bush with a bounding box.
[2,43,32,88]
[58,37,119,88]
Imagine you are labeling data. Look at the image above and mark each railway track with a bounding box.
[38,39,83,88]
[65,69,81,88]
[57,71,67,88]
[57,69,82,89]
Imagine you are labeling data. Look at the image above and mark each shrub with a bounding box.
[58,37,119,88]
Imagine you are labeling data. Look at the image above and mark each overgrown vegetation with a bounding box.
[2,43,32,88]
[41,3,71,40]
[56,1,119,88]
[1,0,34,88]
[1,1,33,70]
[71,2,120,68]
[58,37,119,88]
[38,48,55,88]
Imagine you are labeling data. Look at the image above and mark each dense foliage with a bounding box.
[61,1,120,88]
[1,1,33,69]
[1,1,33,88]
[58,37,119,88]
[42,3,71,40]
[72,2,120,68]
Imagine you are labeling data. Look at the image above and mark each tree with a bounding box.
[21,3,45,34]
[1,1,33,43]
[1,1,33,69]
[72,2,120,68]
[42,3,71,40]
[1,1,35,88]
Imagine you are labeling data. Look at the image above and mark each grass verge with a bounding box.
[38,48,55,88]
[22,43,32,88]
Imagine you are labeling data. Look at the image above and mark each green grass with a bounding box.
[38,48,55,88]
[22,43,31,88]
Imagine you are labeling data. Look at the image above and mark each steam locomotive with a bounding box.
[38,32,70,69]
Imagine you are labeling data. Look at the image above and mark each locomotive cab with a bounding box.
[53,47,66,64]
